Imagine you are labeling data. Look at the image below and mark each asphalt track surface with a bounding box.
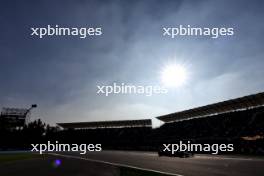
[54,150,264,176]
[1,151,264,176]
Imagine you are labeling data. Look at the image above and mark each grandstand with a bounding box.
[152,92,264,154]
[1,93,264,154]
[57,119,152,129]
[157,92,264,123]
[0,104,37,128]
[0,108,29,127]
[53,92,264,154]
[54,119,153,150]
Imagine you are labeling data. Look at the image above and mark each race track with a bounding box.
[54,150,264,176]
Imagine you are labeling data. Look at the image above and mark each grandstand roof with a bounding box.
[157,92,264,123]
[1,108,28,118]
[57,119,152,129]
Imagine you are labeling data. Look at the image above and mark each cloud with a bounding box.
[0,0,264,125]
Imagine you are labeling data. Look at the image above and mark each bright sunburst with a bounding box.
[160,63,188,88]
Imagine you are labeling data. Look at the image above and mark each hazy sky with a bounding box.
[0,0,264,126]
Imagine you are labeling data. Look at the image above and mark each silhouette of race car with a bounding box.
[158,148,194,158]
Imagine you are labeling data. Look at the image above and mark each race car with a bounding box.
[158,148,194,158]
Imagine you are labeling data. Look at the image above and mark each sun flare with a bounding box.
[160,64,188,88]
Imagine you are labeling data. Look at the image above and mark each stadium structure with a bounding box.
[55,119,153,150]
[54,92,264,154]
[157,92,264,123]
[0,104,37,128]
[57,119,152,129]
[1,92,264,154]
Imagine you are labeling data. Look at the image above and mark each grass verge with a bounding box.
[0,153,41,164]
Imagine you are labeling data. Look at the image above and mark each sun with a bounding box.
[160,63,188,88]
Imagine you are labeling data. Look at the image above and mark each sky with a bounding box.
[0,0,264,127]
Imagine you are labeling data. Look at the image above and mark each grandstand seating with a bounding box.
[154,106,264,141]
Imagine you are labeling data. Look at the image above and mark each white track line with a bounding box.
[48,153,184,176]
